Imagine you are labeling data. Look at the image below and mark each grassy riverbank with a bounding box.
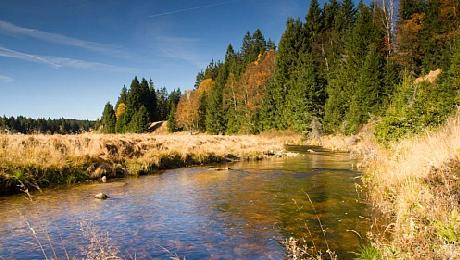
[0,132,301,195]
[314,111,460,258]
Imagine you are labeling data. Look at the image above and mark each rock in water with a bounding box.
[101,176,107,183]
[95,193,109,200]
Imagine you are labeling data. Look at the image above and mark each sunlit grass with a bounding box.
[314,110,460,259]
[0,132,302,194]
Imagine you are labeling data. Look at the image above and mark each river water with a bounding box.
[0,146,368,259]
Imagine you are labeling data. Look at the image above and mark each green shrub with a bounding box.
[376,72,458,143]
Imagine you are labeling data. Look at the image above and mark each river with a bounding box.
[0,146,368,259]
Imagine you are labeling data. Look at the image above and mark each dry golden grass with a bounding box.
[313,111,460,258]
[0,132,302,194]
[364,110,460,259]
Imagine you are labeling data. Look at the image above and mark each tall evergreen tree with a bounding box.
[283,54,324,132]
[129,105,150,133]
[100,102,116,133]
[345,44,384,134]
[167,103,177,132]
[125,77,142,124]
[305,0,322,40]
[198,92,208,132]
[206,63,228,134]
[260,18,308,130]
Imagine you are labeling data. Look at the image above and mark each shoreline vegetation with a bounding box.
[0,132,302,196]
[310,110,460,259]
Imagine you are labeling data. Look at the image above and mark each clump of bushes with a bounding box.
[375,71,459,144]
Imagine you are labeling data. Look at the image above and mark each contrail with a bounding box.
[149,0,239,18]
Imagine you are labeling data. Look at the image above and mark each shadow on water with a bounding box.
[0,145,368,259]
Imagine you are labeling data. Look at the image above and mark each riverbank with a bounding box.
[0,132,302,195]
[312,111,460,258]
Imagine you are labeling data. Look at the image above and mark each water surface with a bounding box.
[0,146,368,259]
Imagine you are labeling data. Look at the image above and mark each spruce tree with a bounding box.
[283,54,321,132]
[125,77,142,125]
[198,92,207,132]
[241,32,254,64]
[101,102,116,134]
[260,18,308,130]
[305,0,322,41]
[206,63,228,134]
[267,39,276,50]
[167,103,177,132]
[345,44,384,134]
[252,29,267,56]
[129,105,150,133]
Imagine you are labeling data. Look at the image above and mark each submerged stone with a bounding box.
[94,193,109,200]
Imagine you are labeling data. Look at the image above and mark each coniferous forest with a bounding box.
[100,0,459,143]
[0,116,95,134]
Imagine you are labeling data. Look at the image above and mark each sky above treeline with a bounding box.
[1,0,341,119]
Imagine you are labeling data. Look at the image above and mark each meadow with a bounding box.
[0,132,301,195]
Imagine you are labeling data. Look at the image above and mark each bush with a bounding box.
[376,73,458,143]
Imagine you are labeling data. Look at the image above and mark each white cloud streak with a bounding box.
[149,0,239,18]
[154,36,205,68]
[0,20,124,56]
[0,46,127,71]
[0,74,13,82]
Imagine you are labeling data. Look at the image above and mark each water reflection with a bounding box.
[0,146,368,259]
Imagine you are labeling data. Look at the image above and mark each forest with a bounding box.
[99,78,181,133]
[99,0,459,143]
[0,116,95,134]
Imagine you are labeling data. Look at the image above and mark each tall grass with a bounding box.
[314,110,460,258]
[363,110,460,259]
[0,132,301,194]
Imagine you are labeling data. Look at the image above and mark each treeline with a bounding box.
[170,0,460,141]
[99,77,181,133]
[0,116,95,134]
[98,0,460,141]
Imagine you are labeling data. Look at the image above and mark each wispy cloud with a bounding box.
[149,0,239,18]
[0,46,129,71]
[0,74,13,82]
[154,36,206,68]
[0,20,125,57]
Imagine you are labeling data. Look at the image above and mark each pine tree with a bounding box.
[283,54,323,132]
[125,77,142,124]
[115,86,128,133]
[144,79,158,122]
[305,0,322,40]
[252,29,267,56]
[241,32,254,64]
[198,92,207,132]
[206,63,228,134]
[129,105,150,133]
[167,103,177,132]
[156,87,169,120]
[345,44,384,134]
[267,39,276,50]
[100,102,116,133]
[260,18,308,130]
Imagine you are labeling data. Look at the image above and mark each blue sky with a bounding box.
[0,0,322,119]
